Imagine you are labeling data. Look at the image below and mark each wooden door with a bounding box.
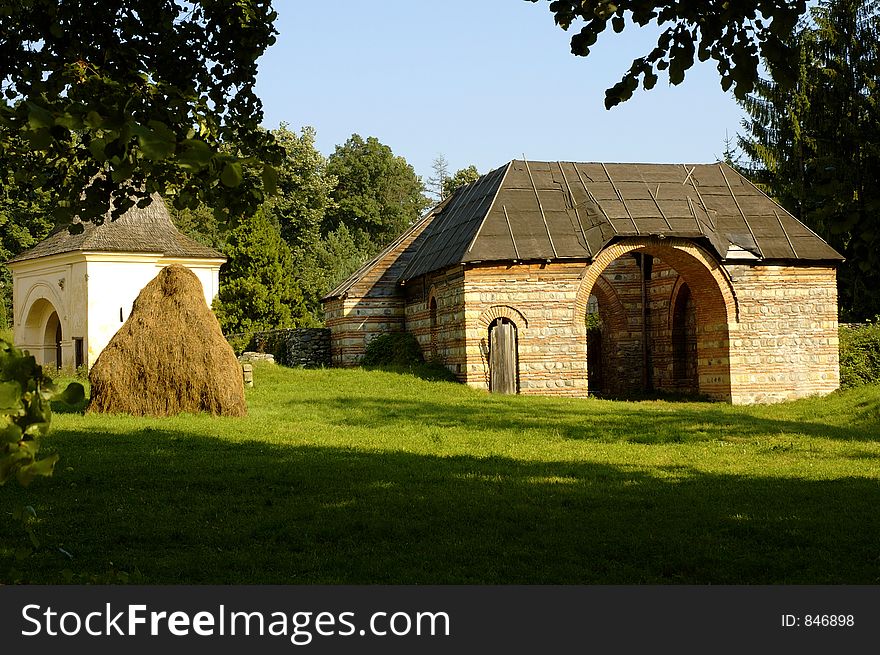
[489,320,517,394]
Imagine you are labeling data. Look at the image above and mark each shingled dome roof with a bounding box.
[399,160,843,282]
[9,194,223,263]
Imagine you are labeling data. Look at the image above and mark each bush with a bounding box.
[361,332,424,367]
[225,333,252,356]
[839,321,880,388]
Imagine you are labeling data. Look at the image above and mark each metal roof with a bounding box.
[399,160,842,282]
[322,202,446,301]
[9,194,223,263]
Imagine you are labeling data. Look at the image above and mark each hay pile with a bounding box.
[88,264,247,417]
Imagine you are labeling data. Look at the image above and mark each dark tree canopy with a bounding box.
[738,0,880,321]
[324,134,429,253]
[530,0,807,108]
[0,0,282,226]
[443,165,481,198]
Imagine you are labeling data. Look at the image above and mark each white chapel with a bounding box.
[8,196,225,370]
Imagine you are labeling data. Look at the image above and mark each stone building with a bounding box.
[323,160,843,404]
[8,196,224,370]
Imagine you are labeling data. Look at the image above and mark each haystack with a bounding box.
[88,264,246,417]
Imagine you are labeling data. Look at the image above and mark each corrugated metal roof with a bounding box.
[399,160,842,282]
[9,194,223,263]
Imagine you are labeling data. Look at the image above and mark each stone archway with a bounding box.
[670,279,698,392]
[20,295,66,368]
[574,237,738,401]
[586,275,630,396]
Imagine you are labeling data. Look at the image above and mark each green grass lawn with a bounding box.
[3,363,880,584]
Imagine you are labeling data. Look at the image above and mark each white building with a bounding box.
[8,196,225,370]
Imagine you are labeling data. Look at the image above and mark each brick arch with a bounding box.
[574,237,737,401]
[574,237,738,325]
[589,275,628,336]
[477,305,529,330]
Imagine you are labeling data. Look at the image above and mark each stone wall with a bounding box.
[724,263,839,403]
[324,212,436,367]
[326,233,840,404]
[248,328,331,368]
[461,261,588,396]
[404,266,467,376]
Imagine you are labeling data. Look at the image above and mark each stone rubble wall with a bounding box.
[247,328,331,368]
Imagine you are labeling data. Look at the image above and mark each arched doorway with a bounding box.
[586,294,603,394]
[671,282,698,392]
[584,276,630,396]
[44,311,62,369]
[575,237,737,401]
[488,317,518,394]
[20,296,66,369]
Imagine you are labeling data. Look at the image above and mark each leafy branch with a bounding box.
[0,339,83,487]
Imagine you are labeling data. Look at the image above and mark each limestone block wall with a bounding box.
[461,262,588,397]
[325,213,435,367]
[725,263,839,403]
[404,267,466,376]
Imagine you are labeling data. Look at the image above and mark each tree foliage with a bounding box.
[213,209,306,336]
[0,340,83,487]
[737,0,880,320]
[267,125,337,251]
[0,0,283,227]
[324,134,429,254]
[0,139,55,327]
[427,154,450,203]
[442,165,481,198]
[530,0,808,108]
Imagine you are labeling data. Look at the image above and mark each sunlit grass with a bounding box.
[3,363,880,584]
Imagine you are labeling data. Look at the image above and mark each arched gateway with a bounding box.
[324,160,843,404]
[573,237,738,400]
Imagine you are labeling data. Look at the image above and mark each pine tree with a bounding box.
[426,154,450,203]
[738,0,880,320]
[213,209,307,336]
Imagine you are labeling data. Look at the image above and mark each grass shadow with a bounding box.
[3,426,880,584]
[360,362,460,383]
[296,393,879,444]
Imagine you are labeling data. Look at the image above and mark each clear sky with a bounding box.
[254,1,747,183]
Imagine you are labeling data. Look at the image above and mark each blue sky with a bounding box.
[254,1,747,183]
